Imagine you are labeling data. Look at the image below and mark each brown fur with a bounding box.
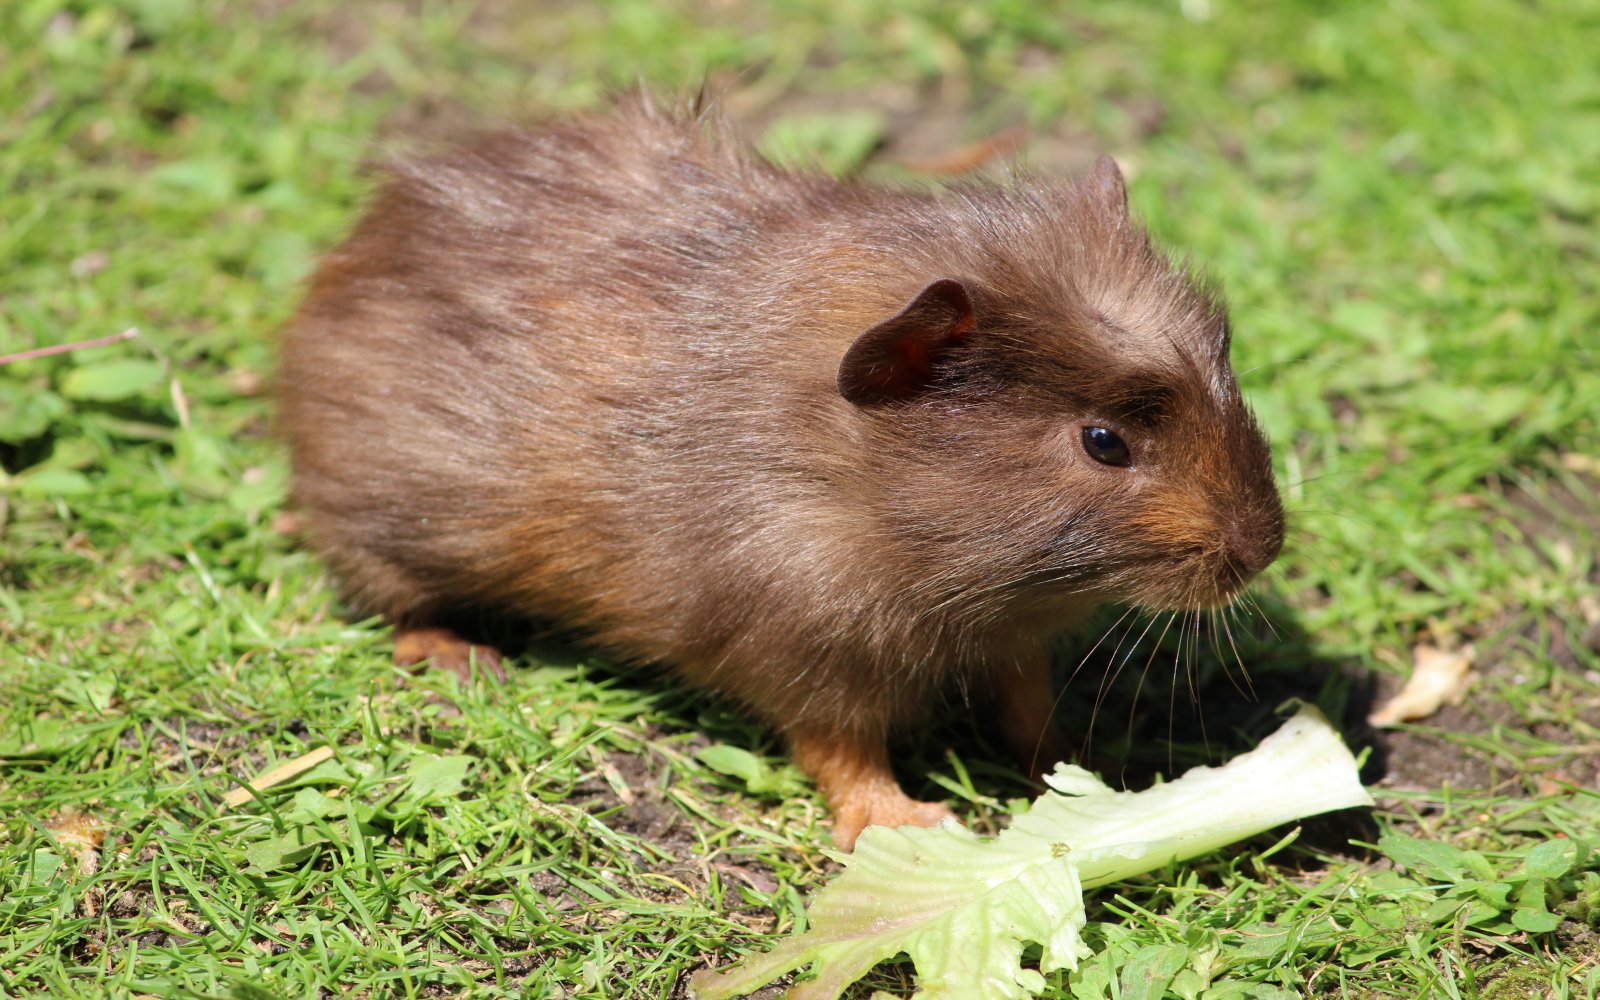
[276,95,1284,849]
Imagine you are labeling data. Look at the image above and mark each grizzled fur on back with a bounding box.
[277,95,1283,747]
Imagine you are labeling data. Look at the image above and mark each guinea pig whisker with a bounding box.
[1186,608,1211,764]
[1281,469,1371,490]
[1068,601,1145,748]
[1240,588,1280,640]
[1167,610,1184,770]
[1031,602,1137,777]
[1225,598,1266,691]
[1084,609,1166,760]
[1127,609,1180,774]
[1216,599,1256,700]
[1063,602,1139,690]
[1208,605,1233,694]
[1189,606,1205,701]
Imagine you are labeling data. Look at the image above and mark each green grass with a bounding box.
[3,0,1599,996]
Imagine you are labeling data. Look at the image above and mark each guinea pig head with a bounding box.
[836,159,1285,623]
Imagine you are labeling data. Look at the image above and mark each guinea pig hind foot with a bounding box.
[393,626,508,684]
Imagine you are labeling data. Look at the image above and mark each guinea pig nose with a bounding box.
[1226,514,1285,579]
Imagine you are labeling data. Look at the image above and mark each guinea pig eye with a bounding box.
[1081,426,1131,467]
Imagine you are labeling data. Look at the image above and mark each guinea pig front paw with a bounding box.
[832,792,956,852]
[392,626,507,684]
[1005,727,1071,784]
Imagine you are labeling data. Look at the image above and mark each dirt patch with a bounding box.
[1376,620,1600,794]
[117,715,323,802]
[1376,466,1600,797]
[563,730,791,906]
[1369,698,1508,792]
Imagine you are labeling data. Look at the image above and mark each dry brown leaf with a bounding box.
[1560,452,1600,475]
[1579,595,1600,653]
[221,745,335,807]
[1538,772,1576,796]
[70,250,110,279]
[46,810,108,915]
[46,809,107,851]
[1578,594,1600,625]
[228,368,265,396]
[1369,644,1475,727]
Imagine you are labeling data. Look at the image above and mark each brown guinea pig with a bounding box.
[276,95,1285,850]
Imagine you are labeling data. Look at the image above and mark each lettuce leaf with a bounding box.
[691,703,1372,1000]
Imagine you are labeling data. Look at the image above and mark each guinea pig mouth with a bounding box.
[1168,519,1284,610]
[1205,558,1259,607]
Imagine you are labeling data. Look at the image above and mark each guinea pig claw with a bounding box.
[392,626,508,684]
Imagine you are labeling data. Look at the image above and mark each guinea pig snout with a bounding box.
[1220,500,1285,583]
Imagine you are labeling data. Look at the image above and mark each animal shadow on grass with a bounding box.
[424,591,1382,857]
[926,594,1386,860]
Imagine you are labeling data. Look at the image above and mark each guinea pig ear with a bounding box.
[1088,155,1129,216]
[837,278,976,405]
